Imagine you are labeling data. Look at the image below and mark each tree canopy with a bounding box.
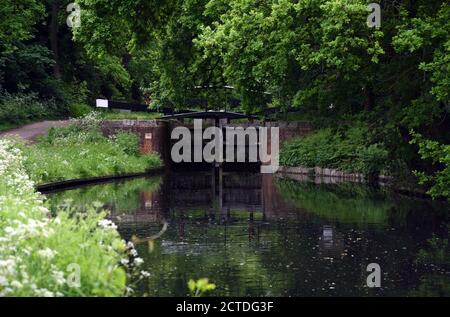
[0,0,449,197]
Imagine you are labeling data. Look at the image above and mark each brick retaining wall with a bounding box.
[101,120,169,161]
[100,120,313,166]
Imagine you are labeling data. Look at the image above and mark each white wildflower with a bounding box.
[37,248,57,260]
[10,281,22,289]
[134,257,144,266]
[130,248,138,257]
[52,271,66,286]
[98,219,118,230]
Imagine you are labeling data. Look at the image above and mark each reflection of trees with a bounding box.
[275,178,393,225]
[47,177,162,213]
[412,227,450,296]
[413,275,450,297]
[132,217,393,297]
[47,173,450,296]
[132,221,299,296]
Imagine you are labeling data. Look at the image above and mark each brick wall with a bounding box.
[264,121,313,144]
[101,120,312,166]
[224,121,313,144]
[101,120,169,161]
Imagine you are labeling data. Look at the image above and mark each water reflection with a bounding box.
[47,170,450,297]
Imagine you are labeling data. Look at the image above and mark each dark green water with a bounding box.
[47,171,450,297]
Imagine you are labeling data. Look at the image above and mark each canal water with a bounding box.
[46,171,450,297]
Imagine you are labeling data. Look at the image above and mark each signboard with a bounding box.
[96,99,109,108]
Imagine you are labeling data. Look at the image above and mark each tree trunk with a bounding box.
[50,1,62,79]
[364,83,375,111]
[122,53,132,70]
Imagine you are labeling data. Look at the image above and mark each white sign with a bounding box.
[96,99,109,108]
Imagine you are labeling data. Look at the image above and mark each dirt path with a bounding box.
[0,120,71,143]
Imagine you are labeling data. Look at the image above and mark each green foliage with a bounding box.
[417,234,449,267]
[394,3,450,103]
[413,226,450,296]
[0,139,128,296]
[0,0,449,196]
[109,131,140,156]
[99,111,162,120]
[197,0,383,111]
[0,92,62,125]
[276,178,393,225]
[1,44,53,91]
[280,129,337,168]
[22,113,161,184]
[48,177,162,214]
[0,0,45,53]
[280,127,388,176]
[357,144,389,176]
[68,103,92,118]
[188,278,216,297]
[410,132,450,199]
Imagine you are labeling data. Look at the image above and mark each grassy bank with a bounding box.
[17,113,161,185]
[0,139,131,296]
[280,127,388,177]
[0,112,157,296]
[279,126,449,200]
[99,110,162,121]
[0,92,68,131]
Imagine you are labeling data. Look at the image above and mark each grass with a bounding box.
[0,138,131,296]
[0,121,25,132]
[18,113,162,184]
[98,110,162,120]
[0,113,157,296]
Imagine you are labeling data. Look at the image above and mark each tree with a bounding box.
[410,132,450,199]
[0,0,45,54]
[196,0,384,112]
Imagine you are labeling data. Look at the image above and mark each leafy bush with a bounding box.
[0,139,129,296]
[110,131,140,156]
[0,92,61,125]
[280,129,336,168]
[410,132,450,199]
[68,103,92,118]
[188,278,216,297]
[356,144,389,177]
[280,127,388,176]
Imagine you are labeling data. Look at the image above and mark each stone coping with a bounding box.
[277,166,393,183]
[37,167,164,193]
[102,120,166,128]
